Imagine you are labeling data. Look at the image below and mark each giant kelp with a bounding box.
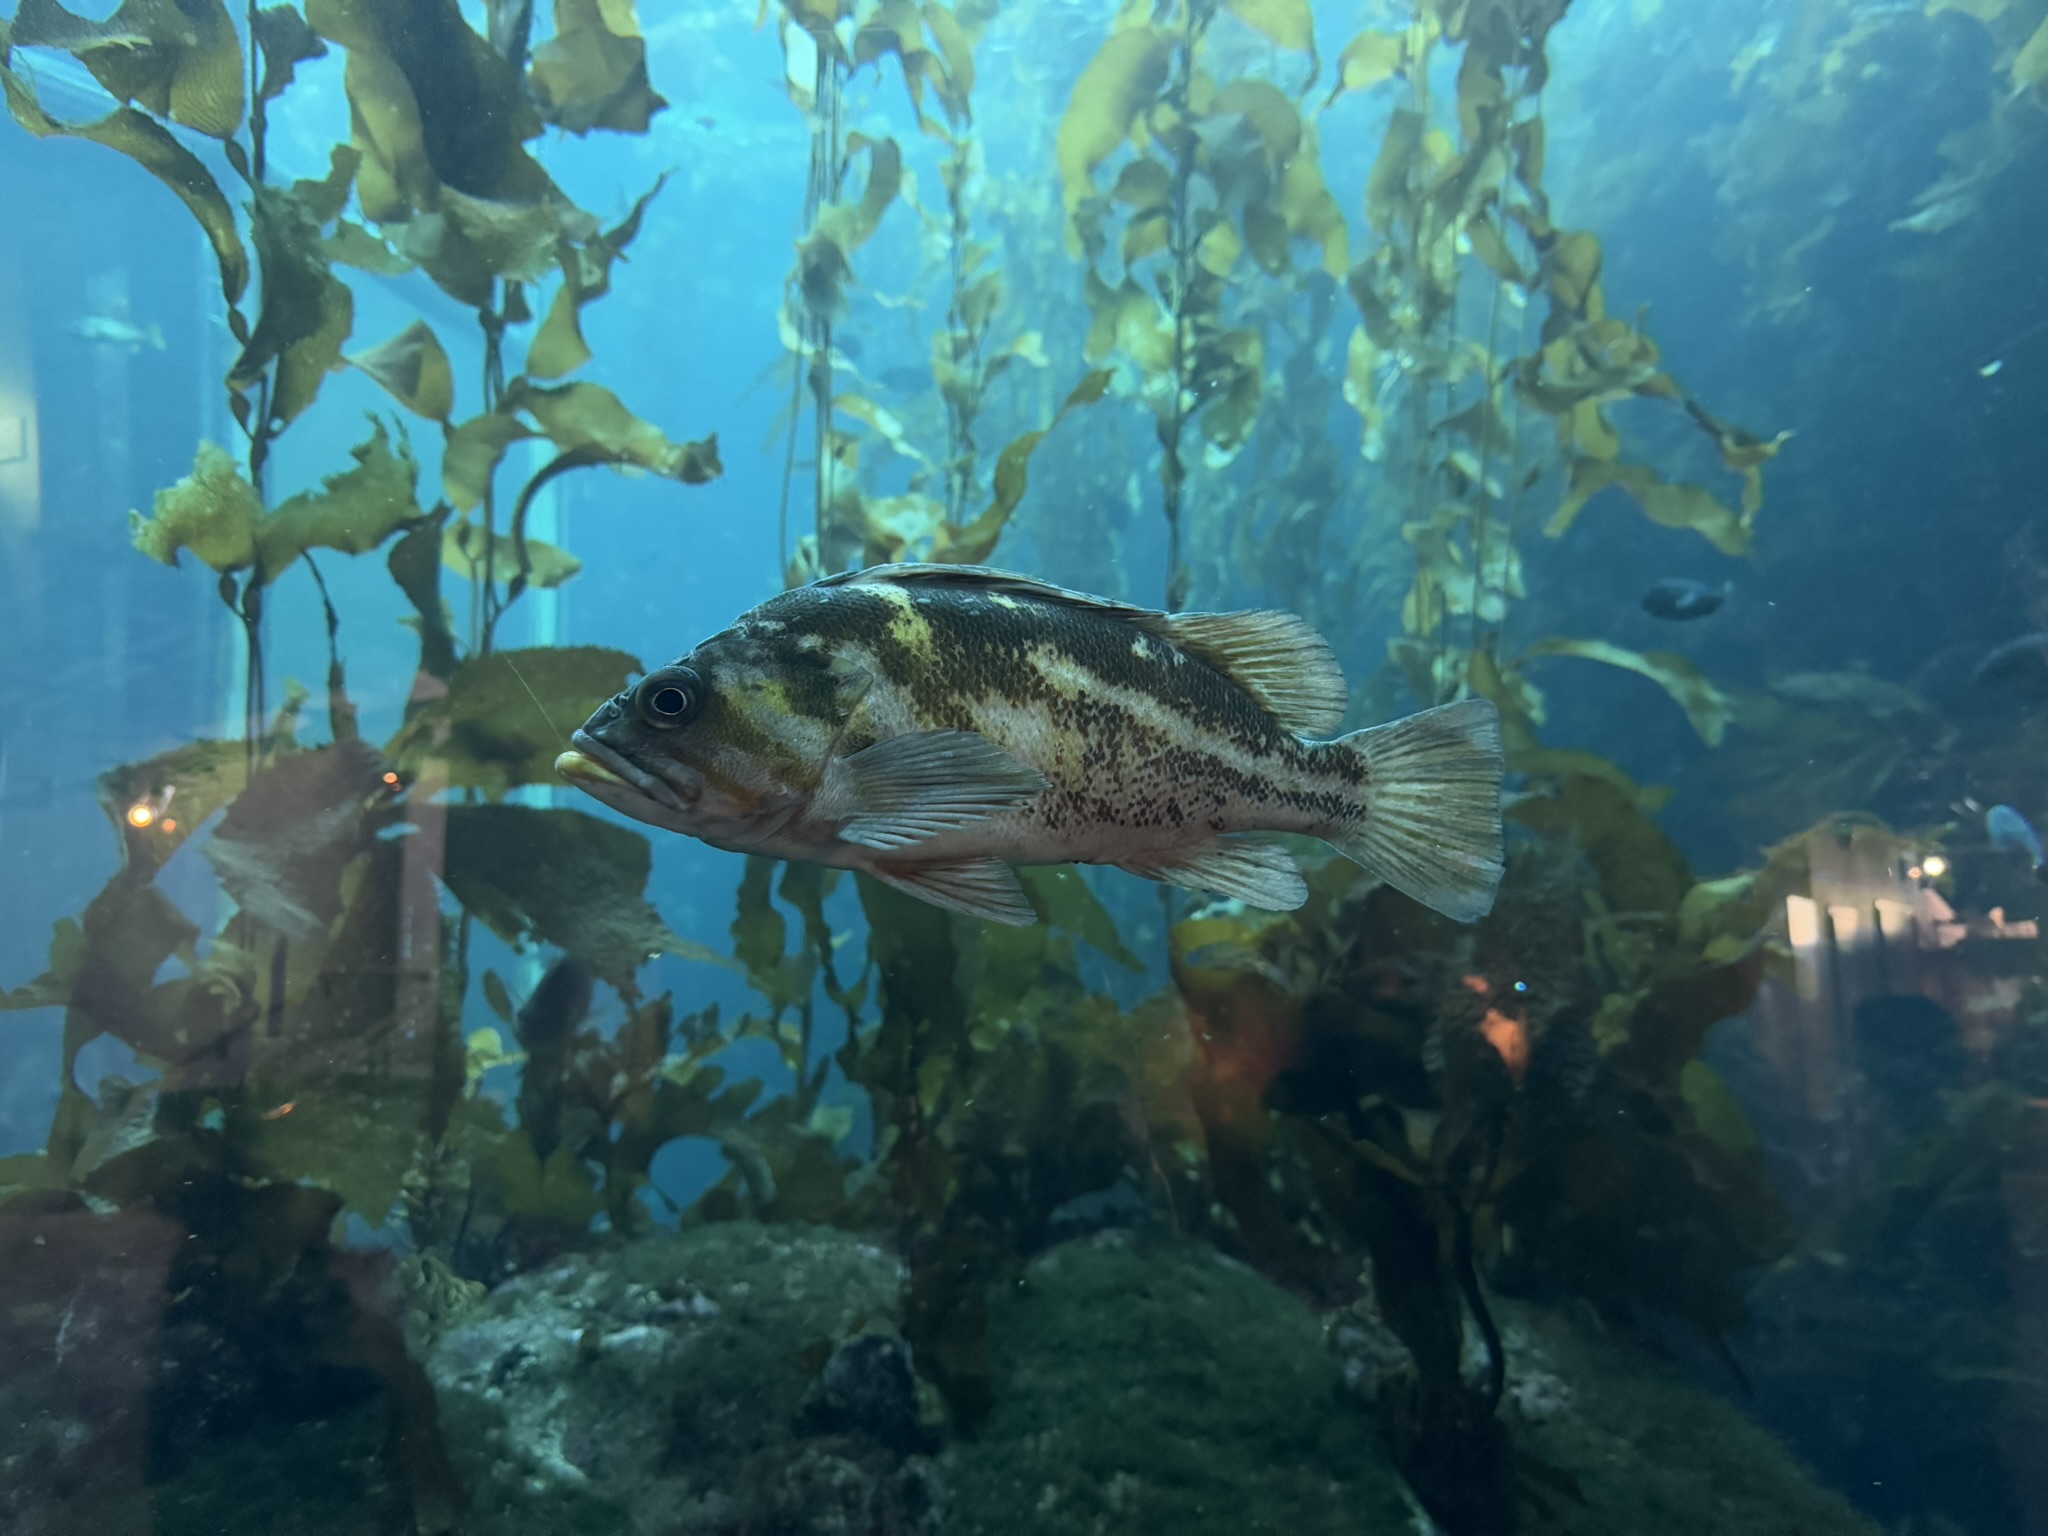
[0,2,1884,1529]
[0,2,721,1517]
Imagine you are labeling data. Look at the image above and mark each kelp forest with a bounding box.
[2,0,2047,1533]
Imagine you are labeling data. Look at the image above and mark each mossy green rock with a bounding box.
[950,1232,1417,1535]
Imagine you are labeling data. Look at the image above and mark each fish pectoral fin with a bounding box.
[1120,835,1309,912]
[1147,610,1349,737]
[825,730,1048,851]
[866,859,1038,926]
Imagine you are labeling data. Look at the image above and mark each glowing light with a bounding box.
[160,818,177,834]
[1460,974,1490,995]
[1786,895,1822,949]
[382,771,400,786]
[126,801,155,828]
[1512,980,1529,994]
[1922,856,1949,879]
[1908,866,1924,881]
[1479,1008,1530,1085]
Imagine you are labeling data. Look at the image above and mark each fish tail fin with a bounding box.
[1318,698,1505,923]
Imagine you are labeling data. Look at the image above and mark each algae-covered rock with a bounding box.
[949,1232,1418,1535]
[427,1221,936,1535]
[1365,1297,1885,1536]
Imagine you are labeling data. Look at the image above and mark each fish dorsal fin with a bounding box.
[1149,610,1348,736]
[820,562,1162,623]
[823,564,1349,737]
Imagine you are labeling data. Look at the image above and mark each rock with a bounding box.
[426,1220,939,1536]
[947,1231,1417,1536]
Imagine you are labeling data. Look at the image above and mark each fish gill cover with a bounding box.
[0,0,2043,1533]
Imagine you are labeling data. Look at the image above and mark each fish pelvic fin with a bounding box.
[1319,698,1505,923]
[1120,835,1309,911]
[866,858,1037,925]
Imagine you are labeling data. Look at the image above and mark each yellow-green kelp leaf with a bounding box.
[511,380,723,484]
[1520,636,1734,746]
[527,171,667,380]
[0,70,249,311]
[934,368,1114,564]
[1224,0,1317,78]
[1326,29,1403,105]
[387,645,639,795]
[443,804,680,991]
[237,1076,425,1225]
[2016,12,2048,99]
[797,133,902,316]
[442,516,582,590]
[531,0,667,134]
[12,0,245,138]
[443,411,538,512]
[257,419,422,580]
[130,440,263,572]
[1018,866,1141,970]
[1057,27,1173,221]
[347,319,454,421]
[130,423,422,582]
[1547,457,1751,557]
[488,1135,604,1228]
[230,181,356,428]
[97,737,251,877]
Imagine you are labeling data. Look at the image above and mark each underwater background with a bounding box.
[2,0,2047,1531]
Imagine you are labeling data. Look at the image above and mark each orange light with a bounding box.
[382,771,400,786]
[1907,866,1924,881]
[126,801,155,828]
[160,818,177,834]
[260,1101,297,1120]
[1479,1007,1530,1085]
[1460,974,1491,995]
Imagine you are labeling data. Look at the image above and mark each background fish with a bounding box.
[1641,577,1729,621]
[557,564,1504,926]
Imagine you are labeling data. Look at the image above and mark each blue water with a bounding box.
[2,0,2046,1532]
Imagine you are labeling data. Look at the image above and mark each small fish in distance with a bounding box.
[70,313,164,351]
[1987,804,2044,871]
[556,564,1505,927]
[1641,578,1729,621]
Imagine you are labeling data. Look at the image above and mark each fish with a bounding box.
[1641,577,1729,621]
[555,564,1505,927]
[69,314,164,351]
[1987,805,2044,870]
[1973,633,2048,693]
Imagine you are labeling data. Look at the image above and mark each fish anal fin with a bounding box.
[1147,610,1348,737]
[866,859,1038,926]
[823,729,1048,851]
[1120,835,1309,911]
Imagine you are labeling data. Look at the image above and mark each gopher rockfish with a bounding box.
[555,564,1504,926]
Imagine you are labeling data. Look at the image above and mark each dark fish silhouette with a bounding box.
[1641,578,1728,621]
[1973,633,2048,692]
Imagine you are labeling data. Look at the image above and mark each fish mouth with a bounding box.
[557,732,697,813]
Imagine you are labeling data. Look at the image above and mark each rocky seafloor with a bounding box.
[7,1218,1882,1536]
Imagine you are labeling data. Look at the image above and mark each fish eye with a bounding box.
[636,667,705,728]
